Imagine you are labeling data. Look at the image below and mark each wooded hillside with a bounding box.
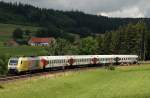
[0,1,150,36]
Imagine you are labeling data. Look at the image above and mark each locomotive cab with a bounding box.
[8,58,19,73]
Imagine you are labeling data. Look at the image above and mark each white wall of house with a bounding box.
[30,43,49,46]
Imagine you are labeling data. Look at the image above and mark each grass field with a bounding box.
[0,23,41,44]
[0,46,47,56]
[1,65,150,98]
[0,23,40,35]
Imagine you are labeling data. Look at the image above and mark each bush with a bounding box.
[106,65,115,70]
[0,85,3,89]
[0,54,10,75]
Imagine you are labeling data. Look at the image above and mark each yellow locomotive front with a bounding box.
[8,57,30,73]
[8,57,45,74]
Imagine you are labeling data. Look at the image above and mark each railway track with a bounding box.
[0,66,100,83]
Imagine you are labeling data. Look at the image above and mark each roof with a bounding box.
[29,37,54,43]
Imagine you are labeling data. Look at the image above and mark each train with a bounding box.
[8,55,138,73]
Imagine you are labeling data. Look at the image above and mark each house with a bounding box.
[28,37,55,46]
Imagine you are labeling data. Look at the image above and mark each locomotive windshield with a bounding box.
[9,59,18,65]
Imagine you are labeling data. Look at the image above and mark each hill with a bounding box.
[0,1,149,36]
[0,23,40,45]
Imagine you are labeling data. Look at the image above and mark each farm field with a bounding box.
[0,46,47,56]
[1,65,150,98]
[0,23,41,44]
[0,23,40,35]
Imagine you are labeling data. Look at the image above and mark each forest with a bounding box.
[0,1,150,36]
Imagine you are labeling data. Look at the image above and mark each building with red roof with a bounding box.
[28,37,55,46]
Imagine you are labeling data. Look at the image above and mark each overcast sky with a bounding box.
[1,0,150,18]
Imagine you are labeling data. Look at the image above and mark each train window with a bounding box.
[9,59,18,65]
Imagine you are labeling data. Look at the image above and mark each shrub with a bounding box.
[0,85,3,89]
[106,65,115,70]
[0,54,10,75]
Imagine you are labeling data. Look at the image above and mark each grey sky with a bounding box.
[1,0,150,18]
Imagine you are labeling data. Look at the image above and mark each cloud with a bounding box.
[1,0,150,17]
[99,6,145,18]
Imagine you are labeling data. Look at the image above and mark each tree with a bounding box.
[0,54,10,75]
[95,35,103,54]
[46,38,75,55]
[12,28,32,45]
[12,28,23,39]
[102,32,113,54]
[78,36,99,55]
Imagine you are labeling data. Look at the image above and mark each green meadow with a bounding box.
[0,23,40,34]
[0,23,40,44]
[0,46,47,56]
[1,65,150,98]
